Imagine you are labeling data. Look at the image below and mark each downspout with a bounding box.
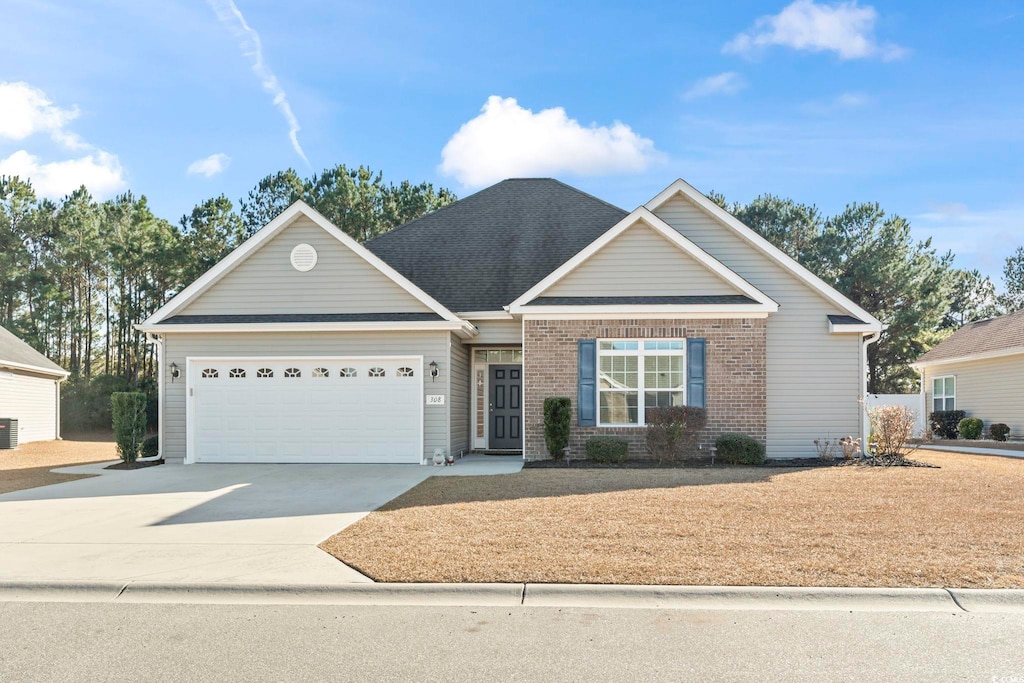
[138,333,163,463]
[55,377,65,440]
[861,331,881,454]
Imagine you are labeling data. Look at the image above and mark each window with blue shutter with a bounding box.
[578,339,597,426]
[686,338,706,408]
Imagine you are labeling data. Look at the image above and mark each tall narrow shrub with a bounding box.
[543,397,572,460]
[112,392,148,464]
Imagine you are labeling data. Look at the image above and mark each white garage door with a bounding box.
[188,357,423,464]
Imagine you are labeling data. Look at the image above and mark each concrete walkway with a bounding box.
[920,444,1024,459]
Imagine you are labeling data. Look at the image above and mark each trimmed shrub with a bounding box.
[111,392,147,463]
[645,406,707,463]
[586,436,629,464]
[990,423,1011,442]
[716,433,766,465]
[141,435,160,459]
[930,410,966,439]
[543,397,572,460]
[958,417,984,440]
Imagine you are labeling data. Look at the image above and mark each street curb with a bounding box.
[117,582,525,606]
[0,581,127,602]
[947,588,1024,613]
[2,581,1023,612]
[524,585,960,612]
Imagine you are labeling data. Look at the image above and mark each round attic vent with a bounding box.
[290,243,318,272]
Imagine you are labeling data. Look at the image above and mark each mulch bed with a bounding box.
[841,454,938,468]
[104,459,164,470]
[525,457,846,469]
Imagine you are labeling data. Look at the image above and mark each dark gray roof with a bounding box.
[828,314,867,325]
[917,309,1024,363]
[527,295,758,306]
[0,325,67,376]
[365,178,628,312]
[158,313,443,325]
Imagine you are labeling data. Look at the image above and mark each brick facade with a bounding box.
[523,318,767,460]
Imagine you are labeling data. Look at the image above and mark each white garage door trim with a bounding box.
[185,356,424,464]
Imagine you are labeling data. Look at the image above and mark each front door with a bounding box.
[489,365,521,449]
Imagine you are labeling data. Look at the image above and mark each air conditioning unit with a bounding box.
[0,419,18,449]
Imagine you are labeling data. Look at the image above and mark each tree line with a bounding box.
[2,166,1022,429]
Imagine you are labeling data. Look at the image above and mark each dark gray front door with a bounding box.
[489,365,522,449]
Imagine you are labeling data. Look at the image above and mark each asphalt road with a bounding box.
[1,601,1022,682]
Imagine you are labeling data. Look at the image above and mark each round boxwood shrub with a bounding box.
[957,417,984,440]
[715,433,766,465]
[990,423,1011,442]
[141,435,160,459]
[586,436,629,463]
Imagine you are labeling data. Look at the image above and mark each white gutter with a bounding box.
[861,331,882,454]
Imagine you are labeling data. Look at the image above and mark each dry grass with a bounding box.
[0,433,116,494]
[321,450,1024,588]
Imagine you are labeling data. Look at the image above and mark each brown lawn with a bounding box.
[0,433,117,494]
[321,450,1024,588]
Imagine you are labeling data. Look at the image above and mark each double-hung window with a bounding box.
[932,375,955,411]
[597,340,686,425]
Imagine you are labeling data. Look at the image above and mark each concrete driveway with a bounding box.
[0,462,438,585]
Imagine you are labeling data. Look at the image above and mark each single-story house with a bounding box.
[138,178,882,464]
[0,325,69,444]
[912,308,1024,437]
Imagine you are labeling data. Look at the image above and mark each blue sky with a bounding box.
[2,0,1022,278]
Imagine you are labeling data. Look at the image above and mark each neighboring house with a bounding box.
[137,178,882,464]
[912,309,1024,437]
[0,325,69,444]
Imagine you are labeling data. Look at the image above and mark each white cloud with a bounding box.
[914,203,1024,275]
[187,152,231,178]
[0,81,88,150]
[207,0,308,164]
[0,149,126,199]
[723,0,906,61]
[439,96,662,187]
[0,82,126,198]
[682,72,747,101]
[801,91,871,114]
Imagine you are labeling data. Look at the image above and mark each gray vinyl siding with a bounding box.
[467,318,523,345]
[161,331,449,463]
[655,196,862,458]
[182,216,433,315]
[0,370,58,443]
[544,223,740,297]
[449,334,471,456]
[922,356,1024,435]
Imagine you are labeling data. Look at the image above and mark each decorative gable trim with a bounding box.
[139,201,466,329]
[507,207,778,314]
[645,179,882,331]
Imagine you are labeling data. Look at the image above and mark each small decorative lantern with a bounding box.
[429,360,439,381]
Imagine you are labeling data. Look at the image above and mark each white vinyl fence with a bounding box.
[866,393,927,437]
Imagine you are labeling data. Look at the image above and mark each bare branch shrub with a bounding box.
[813,438,837,461]
[867,405,920,460]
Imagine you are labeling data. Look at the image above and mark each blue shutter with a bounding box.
[687,338,706,408]
[578,339,597,426]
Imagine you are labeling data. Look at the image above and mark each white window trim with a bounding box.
[596,339,687,427]
[932,374,956,412]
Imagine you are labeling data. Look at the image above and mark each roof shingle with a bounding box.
[917,309,1024,364]
[0,325,67,375]
[365,178,628,312]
